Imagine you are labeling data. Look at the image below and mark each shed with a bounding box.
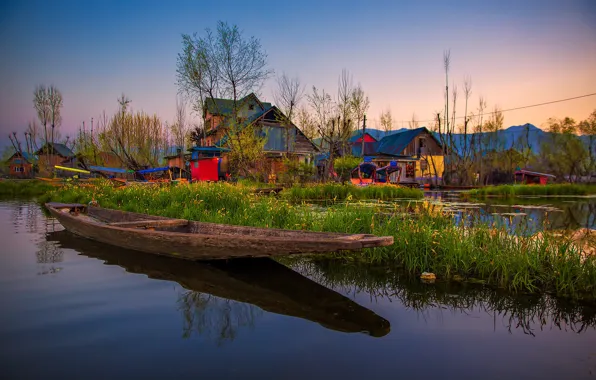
[515,169,556,185]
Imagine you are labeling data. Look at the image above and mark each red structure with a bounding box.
[515,169,555,185]
[191,157,219,182]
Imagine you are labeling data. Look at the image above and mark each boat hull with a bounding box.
[46,203,393,260]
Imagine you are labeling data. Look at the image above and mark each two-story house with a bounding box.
[200,93,318,177]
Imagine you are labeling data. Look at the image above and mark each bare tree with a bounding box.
[48,85,63,163]
[172,96,189,176]
[33,85,50,164]
[173,95,188,149]
[274,73,303,154]
[443,49,451,136]
[336,69,354,148]
[350,84,369,138]
[26,120,41,152]
[408,113,419,129]
[295,106,317,141]
[308,86,336,180]
[380,109,393,133]
[274,73,303,122]
[463,76,472,159]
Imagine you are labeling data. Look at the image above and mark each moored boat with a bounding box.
[45,202,394,260]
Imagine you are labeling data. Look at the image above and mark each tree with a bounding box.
[47,85,63,161]
[33,85,50,162]
[308,86,336,180]
[408,113,419,129]
[540,117,588,182]
[579,109,596,174]
[98,95,169,171]
[380,109,393,133]
[336,69,354,150]
[295,106,317,141]
[176,21,273,177]
[350,85,369,134]
[274,73,303,154]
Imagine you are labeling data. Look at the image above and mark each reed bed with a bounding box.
[466,184,596,198]
[282,183,423,201]
[0,179,55,197]
[42,181,596,300]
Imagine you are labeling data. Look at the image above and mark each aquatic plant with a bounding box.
[466,184,596,198]
[282,183,423,201]
[0,179,56,197]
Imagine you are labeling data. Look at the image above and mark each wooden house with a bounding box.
[200,93,318,178]
[35,143,75,175]
[352,127,444,184]
[6,152,37,178]
[515,169,555,185]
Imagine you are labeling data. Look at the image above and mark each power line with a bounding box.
[369,92,596,125]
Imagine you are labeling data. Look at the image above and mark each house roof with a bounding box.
[515,169,556,178]
[204,93,272,116]
[375,127,440,156]
[349,131,378,143]
[7,151,37,163]
[351,142,380,156]
[35,143,74,158]
[214,106,318,153]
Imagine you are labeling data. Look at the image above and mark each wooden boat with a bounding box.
[45,202,394,260]
[46,230,390,337]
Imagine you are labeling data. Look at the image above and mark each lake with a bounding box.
[1,200,596,379]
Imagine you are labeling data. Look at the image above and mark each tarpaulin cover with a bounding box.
[136,166,170,174]
[89,166,132,174]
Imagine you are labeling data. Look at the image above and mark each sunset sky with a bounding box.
[1,0,595,147]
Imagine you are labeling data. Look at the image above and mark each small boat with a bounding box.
[350,159,378,186]
[45,202,394,260]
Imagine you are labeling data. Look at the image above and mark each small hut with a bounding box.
[515,169,556,185]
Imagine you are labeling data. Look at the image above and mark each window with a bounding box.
[248,104,255,111]
[13,167,24,172]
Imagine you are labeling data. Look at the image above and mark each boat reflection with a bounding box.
[46,230,391,338]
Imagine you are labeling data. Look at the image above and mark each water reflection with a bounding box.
[178,291,262,344]
[45,230,391,340]
[286,258,596,336]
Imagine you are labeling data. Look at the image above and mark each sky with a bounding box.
[1,0,595,148]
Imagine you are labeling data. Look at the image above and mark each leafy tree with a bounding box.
[579,109,596,174]
[539,117,588,182]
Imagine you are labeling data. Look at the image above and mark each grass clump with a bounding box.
[0,179,55,197]
[282,183,423,201]
[466,184,596,198]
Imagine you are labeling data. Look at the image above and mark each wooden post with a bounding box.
[361,114,367,158]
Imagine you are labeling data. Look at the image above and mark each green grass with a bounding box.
[466,184,596,198]
[41,181,596,301]
[282,183,423,201]
[0,179,55,197]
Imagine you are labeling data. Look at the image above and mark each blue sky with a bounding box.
[1,0,595,147]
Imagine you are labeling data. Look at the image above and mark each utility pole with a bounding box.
[361,114,367,158]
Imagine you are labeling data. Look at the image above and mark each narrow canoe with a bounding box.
[46,230,391,337]
[45,202,394,260]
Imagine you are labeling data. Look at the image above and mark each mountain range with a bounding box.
[361,123,594,156]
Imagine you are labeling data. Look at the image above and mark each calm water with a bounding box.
[1,201,596,379]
